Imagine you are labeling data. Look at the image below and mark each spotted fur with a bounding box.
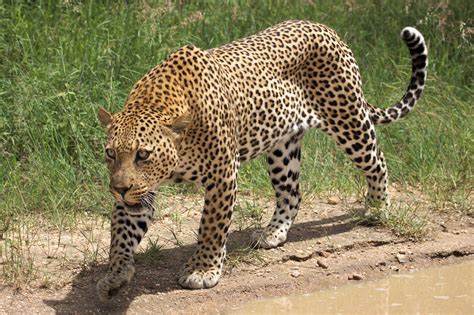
[96,20,427,299]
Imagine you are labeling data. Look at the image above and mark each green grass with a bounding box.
[233,200,265,231]
[354,202,430,240]
[0,0,472,232]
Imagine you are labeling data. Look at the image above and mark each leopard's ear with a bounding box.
[97,108,113,127]
[169,112,192,134]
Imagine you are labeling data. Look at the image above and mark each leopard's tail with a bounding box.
[367,27,428,125]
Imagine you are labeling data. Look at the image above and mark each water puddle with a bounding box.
[227,261,474,314]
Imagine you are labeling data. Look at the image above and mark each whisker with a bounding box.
[140,190,156,213]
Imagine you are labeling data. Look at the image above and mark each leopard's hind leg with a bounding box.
[322,108,390,208]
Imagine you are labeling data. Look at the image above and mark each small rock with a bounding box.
[319,250,330,258]
[290,271,301,278]
[378,261,387,266]
[317,259,329,269]
[349,273,364,280]
[327,197,339,205]
[396,253,408,264]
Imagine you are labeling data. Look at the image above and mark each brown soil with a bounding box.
[0,192,473,314]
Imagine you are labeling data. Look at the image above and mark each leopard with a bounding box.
[96,20,427,300]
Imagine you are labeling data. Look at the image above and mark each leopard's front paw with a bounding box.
[251,228,287,249]
[96,265,135,301]
[177,265,222,289]
[365,196,390,210]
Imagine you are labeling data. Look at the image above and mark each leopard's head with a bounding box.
[97,107,190,210]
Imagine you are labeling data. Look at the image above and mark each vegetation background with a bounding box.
[0,0,472,236]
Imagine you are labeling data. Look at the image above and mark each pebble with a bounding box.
[349,273,364,280]
[317,259,329,269]
[291,271,301,278]
[396,253,408,264]
[327,197,339,205]
[319,251,330,258]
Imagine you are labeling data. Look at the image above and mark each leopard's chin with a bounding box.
[124,201,142,210]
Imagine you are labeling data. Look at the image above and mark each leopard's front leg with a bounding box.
[97,203,153,300]
[178,169,238,289]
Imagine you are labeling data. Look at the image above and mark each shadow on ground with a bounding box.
[43,214,355,314]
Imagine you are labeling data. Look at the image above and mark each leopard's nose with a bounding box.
[114,185,132,198]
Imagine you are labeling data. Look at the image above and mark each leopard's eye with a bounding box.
[105,148,116,160]
[136,149,150,161]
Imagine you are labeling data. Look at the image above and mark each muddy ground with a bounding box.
[0,192,473,314]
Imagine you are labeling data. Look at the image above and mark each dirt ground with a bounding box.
[0,192,473,314]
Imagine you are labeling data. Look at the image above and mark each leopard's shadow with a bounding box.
[43,214,354,314]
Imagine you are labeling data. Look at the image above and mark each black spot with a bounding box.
[352,143,363,151]
[337,136,347,145]
[272,167,283,174]
[273,149,283,157]
[137,220,148,232]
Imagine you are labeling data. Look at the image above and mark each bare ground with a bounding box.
[0,191,473,314]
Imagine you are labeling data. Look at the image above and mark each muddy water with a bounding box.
[227,261,474,314]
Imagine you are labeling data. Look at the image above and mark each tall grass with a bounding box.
[0,0,472,231]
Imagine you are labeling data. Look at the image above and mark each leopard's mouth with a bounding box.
[123,192,156,210]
